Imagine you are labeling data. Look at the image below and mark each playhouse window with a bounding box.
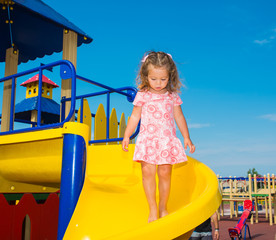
[33,88,36,93]
[28,89,31,95]
[47,91,50,96]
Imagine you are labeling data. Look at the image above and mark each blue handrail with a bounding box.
[61,75,139,144]
[0,60,76,135]
[0,60,139,143]
[63,86,137,102]
[76,75,132,98]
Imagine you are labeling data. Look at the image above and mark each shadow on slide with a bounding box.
[64,144,222,240]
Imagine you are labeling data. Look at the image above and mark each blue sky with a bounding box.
[1,0,276,177]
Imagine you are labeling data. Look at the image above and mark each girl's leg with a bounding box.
[157,164,172,218]
[141,162,158,222]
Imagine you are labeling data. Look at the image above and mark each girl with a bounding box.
[122,51,195,223]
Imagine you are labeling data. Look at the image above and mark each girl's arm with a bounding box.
[122,106,142,151]
[174,105,195,153]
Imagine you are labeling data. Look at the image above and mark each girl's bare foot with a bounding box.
[159,209,169,218]
[148,209,158,223]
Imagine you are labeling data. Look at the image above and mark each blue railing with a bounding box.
[0,60,76,135]
[0,60,139,143]
[61,74,139,144]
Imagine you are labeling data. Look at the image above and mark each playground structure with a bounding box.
[218,174,276,226]
[228,200,252,240]
[0,1,222,239]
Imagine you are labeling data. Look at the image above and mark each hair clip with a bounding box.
[141,52,173,63]
[141,55,148,63]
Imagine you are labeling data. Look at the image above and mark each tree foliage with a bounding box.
[247,168,261,176]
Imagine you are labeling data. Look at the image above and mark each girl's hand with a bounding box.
[184,138,195,153]
[122,137,130,152]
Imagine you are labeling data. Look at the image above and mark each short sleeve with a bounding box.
[133,91,145,106]
[173,93,183,106]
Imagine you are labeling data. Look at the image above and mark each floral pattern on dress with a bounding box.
[133,91,187,165]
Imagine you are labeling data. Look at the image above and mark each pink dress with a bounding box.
[133,91,188,165]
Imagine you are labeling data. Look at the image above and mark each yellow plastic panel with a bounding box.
[0,174,59,193]
[0,138,63,184]
[0,122,89,193]
[0,128,63,193]
[77,99,92,140]
[0,128,63,145]
[94,103,106,145]
[108,108,118,145]
[64,144,221,240]
[119,113,126,144]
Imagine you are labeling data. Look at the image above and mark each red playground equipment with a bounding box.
[228,200,252,240]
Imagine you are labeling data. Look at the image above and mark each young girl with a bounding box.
[122,51,195,223]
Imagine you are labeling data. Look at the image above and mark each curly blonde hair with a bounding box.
[136,51,182,93]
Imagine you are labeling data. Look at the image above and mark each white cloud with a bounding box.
[188,123,211,129]
[259,114,276,122]
[254,39,270,45]
[254,28,276,45]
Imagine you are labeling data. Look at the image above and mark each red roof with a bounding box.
[20,74,59,88]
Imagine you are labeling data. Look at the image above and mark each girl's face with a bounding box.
[147,64,169,94]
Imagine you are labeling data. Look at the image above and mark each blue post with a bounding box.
[37,69,43,127]
[61,97,66,122]
[80,98,84,123]
[106,92,110,140]
[9,77,16,131]
[57,133,86,240]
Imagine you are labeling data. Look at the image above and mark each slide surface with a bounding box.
[64,144,222,240]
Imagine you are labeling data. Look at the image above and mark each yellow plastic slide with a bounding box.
[64,144,222,240]
[0,122,221,239]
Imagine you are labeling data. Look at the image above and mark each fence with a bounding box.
[77,99,136,145]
